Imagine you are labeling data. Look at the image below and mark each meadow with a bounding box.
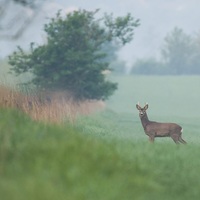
[0,72,200,200]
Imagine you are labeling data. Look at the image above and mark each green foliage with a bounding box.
[8,9,139,100]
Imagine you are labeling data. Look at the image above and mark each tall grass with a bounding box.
[0,85,105,124]
[0,74,200,199]
[0,109,156,200]
[0,109,200,200]
[0,60,105,124]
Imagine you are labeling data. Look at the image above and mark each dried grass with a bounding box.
[0,85,105,124]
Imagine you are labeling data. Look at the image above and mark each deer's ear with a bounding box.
[144,103,149,110]
[136,104,141,110]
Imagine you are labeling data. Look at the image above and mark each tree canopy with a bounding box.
[9,9,140,100]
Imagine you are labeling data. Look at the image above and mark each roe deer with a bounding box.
[136,103,187,144]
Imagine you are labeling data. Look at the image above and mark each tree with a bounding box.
[9,9,140,100]
[161,27,193,75]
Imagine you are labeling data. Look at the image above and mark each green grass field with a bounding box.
[1,75,200,200]
[107,75,200,118]
[106,75,200,144]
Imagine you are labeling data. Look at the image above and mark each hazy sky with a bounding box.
[1,0,200,67]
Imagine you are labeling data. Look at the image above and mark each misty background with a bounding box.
[1,0,200,72]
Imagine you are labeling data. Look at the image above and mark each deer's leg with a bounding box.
[171,134,180,144]
[179,136,187,144]
[149,137,154,143]
[148,134,155,143]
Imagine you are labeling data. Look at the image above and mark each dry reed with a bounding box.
[0,85,105,124]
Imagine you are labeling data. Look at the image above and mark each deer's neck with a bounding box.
[140,113,150,129]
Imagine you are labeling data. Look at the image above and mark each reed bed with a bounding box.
[0,85,105,124]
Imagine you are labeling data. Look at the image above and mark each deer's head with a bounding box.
[136,103,148,118]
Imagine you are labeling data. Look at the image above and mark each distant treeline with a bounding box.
[131,27,200,75]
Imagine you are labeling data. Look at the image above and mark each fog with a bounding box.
[1,0,200,67]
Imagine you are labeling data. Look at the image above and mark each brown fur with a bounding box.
[136,103,187,144]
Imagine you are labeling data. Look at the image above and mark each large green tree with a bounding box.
[9,9,139,100]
